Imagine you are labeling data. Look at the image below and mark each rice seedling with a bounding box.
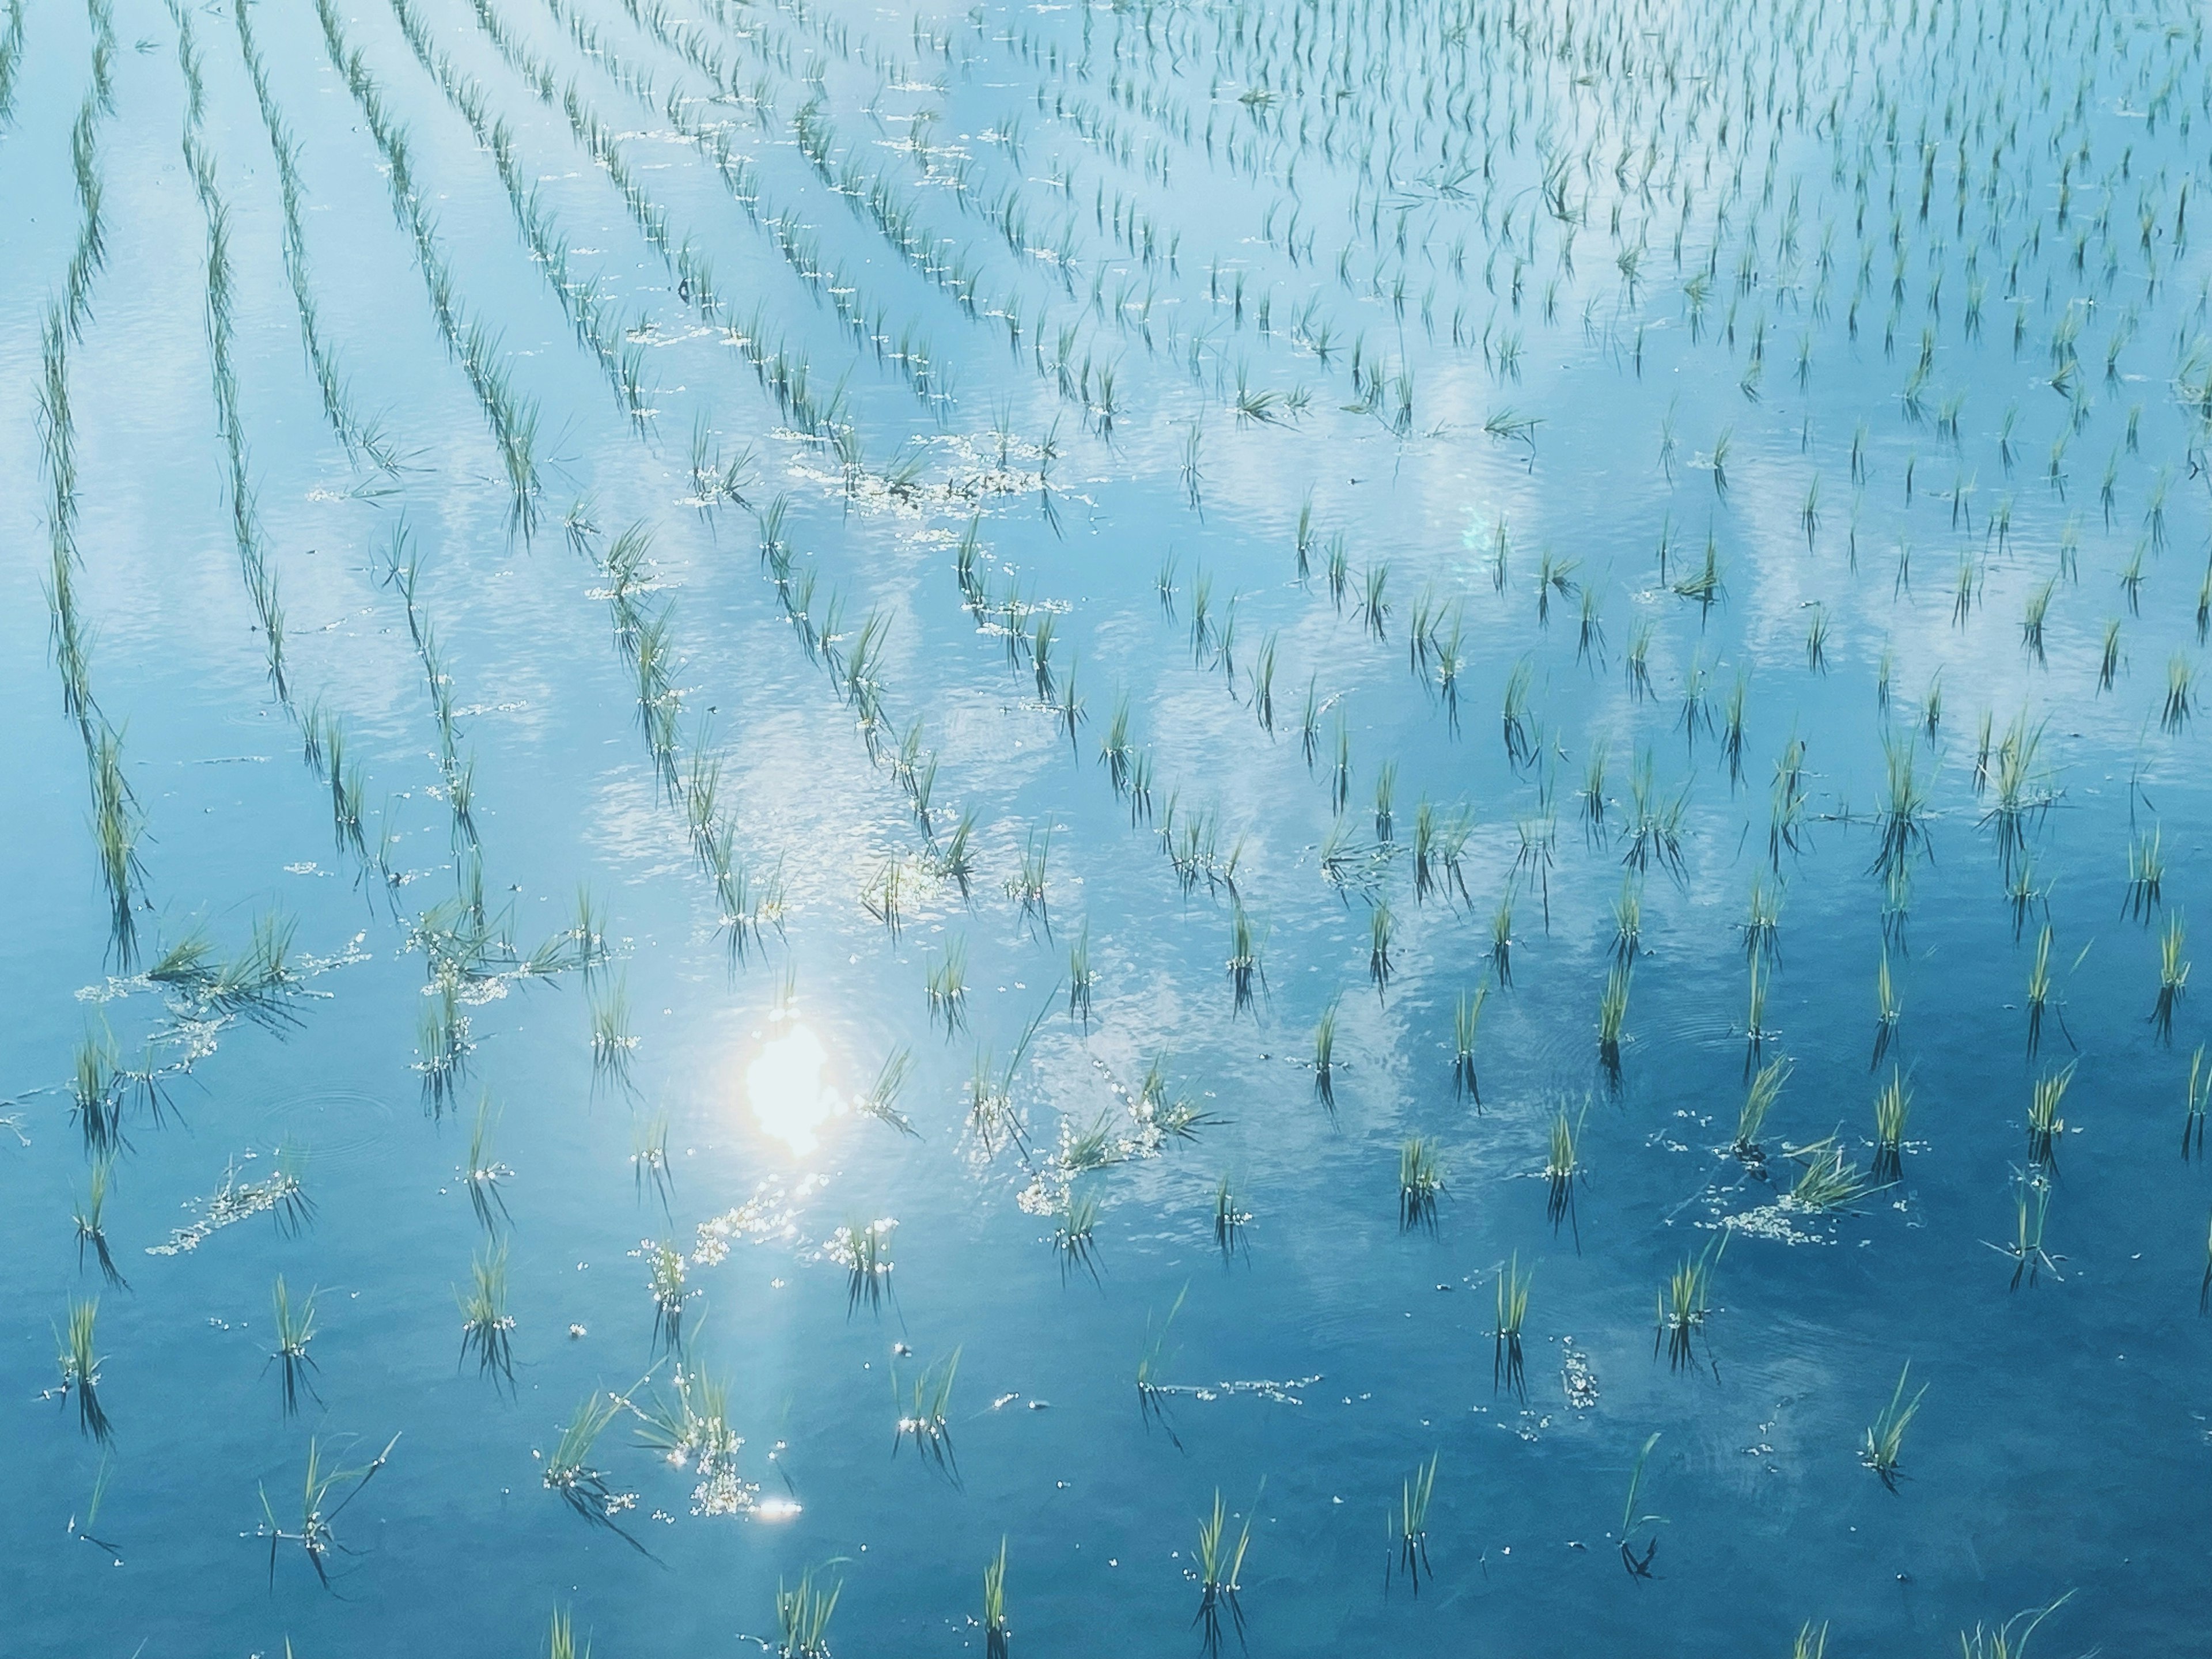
[2119,541,2148,615]
[926,937,969,1035]
[1452,987,1486,1105]
[1957,1595,2074,1659]
[589,972,638,1094]
[147,924,218,990]
[2099,619,2123,691]
[1411,798,1440,897]
[1494,1253,1531,1396]
[1796,606,1831,672]
[544,1391,640,1544]
[1872,948,1903,1068]
[259,1433,400,1588]
[893,1347,959,1475]
[1989,1169,2063,1289]
[1054,1186,1101,1282]
[1737,1059,1791,1160]
[1368,902,1395,998]
[270,1274,320,1417]
[1982,710,2055,874]
[1372,760,1396,843]
[1188,570,1214,660]
[2201,1211,2212,1313]
[404,974,468,1118]
[1769,736,1810,868]
[71,1154,124,1289]
[54,1297,109,1443]
[69,1026,124,1160]
[1918,666,1945,742]
[862,859,907,939]
[1132,1280,1187,1434]
[1501,657,1535,765]
[1741,874,1784,968]
[1009,824,1052,935]
[2153,914,2190,1042]
[2020,579,2054,665]
[1514,809,1559,929]
[1597,963,1633,1080]
[1577,584,1607,667]
[1059,1112,1128,1183]
[1251,632,1277,733]
[1029,610,1056,699]
[1332,712,1353,812]
[1193,1489,1252,1655]
[632,1113,673,1214]
[1226,901,1264,1016]
[572,885,609,979]
[629,1353,751,1518]
[1490,891,1515,987]
[1672,537,1725,613]
[1213,1171,1249,1258]
[1627,618,1657,698]
[1388,1453,1439,1594]
[2126,826,2165,922]
[1719,670,1751,783]
[1741,950,1776,1071]
[444,1096,507,1234]
[548,1608,586,1659]
[2024,924,2073,1058]
[1999,852,2047,942]
[830,1213,892,1316]
[1058,916,1097,1027]
[2027,1063,2075,1166]
[1953,555,1982,628]
[269,1139,315,1236]
[1575,743,1611,842]
[1872,1069,1912,1181]
[1788,1134,1874,1210]
[775,1565,843,1658]
[65,1448,119,1564]
[1312,995,1339,1111]
[969,987,1055,1157]
[1361,562,1391,638]
[1398,1137,1442,1231]
[1791,1624,1831,1659]
[2186,1047,2209,1160]
[1621,748,1690,884]
[1972,710,1997,797]
[1859,1363,1927,1491]
[1545,1104,1586,1234]
[982,1537,1010,1659]
[458,1240,515,1388]
[1655,1236,1724,1370]
[1536,548,1578,627]
[1869,734,1930,884]
[849,1047,918,1141]
[1619,1433,1666,1577]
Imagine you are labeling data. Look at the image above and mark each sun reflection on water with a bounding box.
[745,1018,840,1155]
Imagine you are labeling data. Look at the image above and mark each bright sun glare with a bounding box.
[745,1020,839,1155]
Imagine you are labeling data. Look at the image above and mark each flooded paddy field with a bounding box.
[3,0,2211,1652]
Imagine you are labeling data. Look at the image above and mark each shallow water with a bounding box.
[5,0,2211,1652]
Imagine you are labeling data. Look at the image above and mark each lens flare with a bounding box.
[745,1021,839,1155]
